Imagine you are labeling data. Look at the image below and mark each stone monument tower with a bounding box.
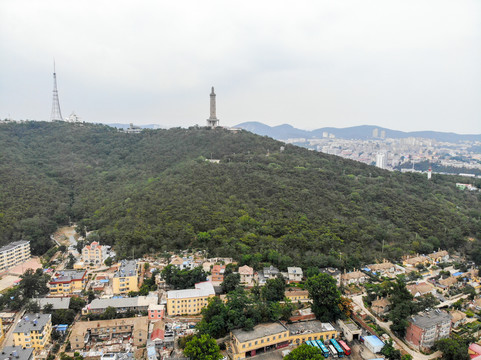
[206,87,220,128]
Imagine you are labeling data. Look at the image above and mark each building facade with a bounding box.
[238,265,254,286]
[69,317,148,350]
[405,310,452,350]
[0,240,30,272]
[13,313,52,350]
[48,270,87,295]
[81,241,108,265]
[112,260,140,295]
[166,281,215,315]
[211,265,226,282]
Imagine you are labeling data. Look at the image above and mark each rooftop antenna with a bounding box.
[50,59,63,121]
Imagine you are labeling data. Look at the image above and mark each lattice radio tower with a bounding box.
[50,61,63,121]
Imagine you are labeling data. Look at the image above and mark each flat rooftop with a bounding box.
[0,240,29,253]
[232,322,287,343]
[409,309,452,329]
[1,346,34,360]
[114,260,138,278]
[13,313,51,333]
[285,320,335,334]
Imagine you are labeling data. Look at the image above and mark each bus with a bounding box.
[330,339,344,357]
[316,340,330,358]
[338,340,351,356]
[329,344,339,358]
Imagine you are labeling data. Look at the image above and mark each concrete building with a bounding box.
[405,310,452,350]
[112,260,140,295]
[211,264,225,282]
[336,319,362,342]
[69,317,149,350]
[238,265,254,286]
[82,296,158,315]
[375,153,386,169]
[48,270,87,295]
[0,240,30,272]
[13,313,52,350]
[428,250,449,264]
[364,335,384,353]
[81,241,108,266]
[0,347,34,360]
[166,281,215,315]
[229,321,338,359]
[33,297,71,310]
[148,304,165,320]
[287,267,303,283]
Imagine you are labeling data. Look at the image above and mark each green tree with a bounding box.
[19,268,49,299]
[69,296,86,313]
[306,273,341,321]
[183,334,222,360]
[382,340,401,360]
[102,306,117,320]
[284,343,324,360]
[221,272,240,293]
[104,257,113,267]
[435,338,469,360]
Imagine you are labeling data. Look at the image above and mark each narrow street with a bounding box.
[351,295,441,360]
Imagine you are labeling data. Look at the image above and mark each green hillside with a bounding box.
[0,121,480,269]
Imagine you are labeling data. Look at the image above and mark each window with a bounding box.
[261,339,264,343]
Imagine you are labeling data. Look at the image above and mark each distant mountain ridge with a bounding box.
[235,122,481,143]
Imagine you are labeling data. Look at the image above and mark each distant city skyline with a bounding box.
[1,1,480,134]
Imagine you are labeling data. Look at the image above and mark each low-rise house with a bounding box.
[81,241,109,266]
[371,297,390,316]
[256,265,280,286]
[48,270,87,295]
[450,310,467,328]
[287,267,303,283]
[437,276,459,290]
[238,265,254,286]
[211,264,226,282]
[403,255,429,268]
[69,317,149,350]
[112,260,140,295]
[166,281,215,315]
[170,255,194,270]
[428,250,449,264]
[341,270,368,286]
[406,282,436,297]
[284,289,309,302]
[13,313,52,350]
[82,296,158,315]
[405,309,452,350]
[319,268,342,287]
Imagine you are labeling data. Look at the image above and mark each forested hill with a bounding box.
[1,121,480,269]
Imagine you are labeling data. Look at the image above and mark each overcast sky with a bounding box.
[1,1,480,133]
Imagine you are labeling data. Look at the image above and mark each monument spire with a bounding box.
[206,86,219,128]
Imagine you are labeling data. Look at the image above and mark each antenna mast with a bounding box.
[50,60,63,121]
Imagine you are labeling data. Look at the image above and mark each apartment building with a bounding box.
[48,270,87,295]
[82,296,158,315]
[81,241,108,265]
[405,309,452,350]
[211,265,226,282]
[69,317,148,350]
[13,313,52,350]
[166,281,215,315]
[0,240,30,272]
[112,260,140,295]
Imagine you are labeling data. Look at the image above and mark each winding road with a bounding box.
[351,295,442,360]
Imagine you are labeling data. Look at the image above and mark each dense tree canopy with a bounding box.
[183,334,222,360]
[306,273,341,321]
[284,343,324,360]
[0,121,479,266]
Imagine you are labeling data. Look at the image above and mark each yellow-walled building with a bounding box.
[229,321,338,360]
[0,318,4,343]
[48,270,87,295]
[112,260,140,295]
[13,313,52,350]
[284,289,310,302]
[167,281,215,315]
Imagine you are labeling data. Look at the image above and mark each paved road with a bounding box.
[1,310,25,347]
[351,295,441,360]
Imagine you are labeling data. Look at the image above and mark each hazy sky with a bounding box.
[1,1,480,133]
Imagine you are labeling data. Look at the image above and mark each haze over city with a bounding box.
[1,0,480,133]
